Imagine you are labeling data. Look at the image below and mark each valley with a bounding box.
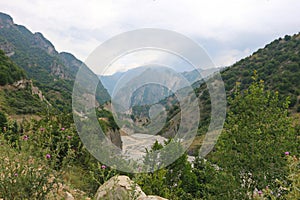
[0,10,299,200]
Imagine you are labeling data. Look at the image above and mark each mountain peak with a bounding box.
[33,32,57,55]
[0,12,13,27]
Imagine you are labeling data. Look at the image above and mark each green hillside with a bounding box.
[0,50,46,115]
[0,50,25,85]
[222,33,300,110]
[159,33,300,139]
[0,11,299,200]
[0,12,110,112]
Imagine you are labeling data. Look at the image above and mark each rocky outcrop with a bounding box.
[0,41,14,57]
[13,79,31,89]
[106,128,122,149]
[12,79,50,104]
[0,12,14,28]
[33,32,57,56]
[50,61,68,79]
[31,82,46,101]
[59,52,80,75]
[94,175,168,200]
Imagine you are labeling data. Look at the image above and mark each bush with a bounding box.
[210,73,299,197]
[0,111,7,131]
[0,135,59,199]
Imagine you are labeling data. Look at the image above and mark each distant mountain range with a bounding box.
[99,66,209,107]
[0,12,110,114]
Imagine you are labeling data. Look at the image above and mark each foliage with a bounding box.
[0,49,46,115]
[0,50,25,86]
[0,111,7,130]
[162,33,300,138]
[1,14,300,199]
[0,13,110,113]
[2,87,46,114]
[135,140,204,199]
[0,111,121,198]
[0,135,59,200]
[209,73,299,198]
[281,155,300,199]
[96,107,119,131]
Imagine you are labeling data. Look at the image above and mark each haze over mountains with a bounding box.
[99,66,214,109]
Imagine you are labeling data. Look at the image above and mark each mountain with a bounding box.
[0,50,47,115]
[0,12,110,112]
[0,49,25,85]
[221,33,300,110]
[100,67,204,96]
[152,32,300,152]
[99,32,300,146]
[99,71,125,95]
[99,66,207,111]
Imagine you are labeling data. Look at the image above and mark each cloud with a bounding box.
[102,49,194,75]
[0,0,299,74]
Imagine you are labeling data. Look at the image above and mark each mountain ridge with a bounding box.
[153,32,300,151]
[0,12,110,113]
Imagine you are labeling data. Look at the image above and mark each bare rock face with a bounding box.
[50,61,67,79]
[106,128,123,149]
[0,41,14,56]
[12,79,50,104]
[13,79,31,89]
[94,175,168,200]
[33,32,57,56]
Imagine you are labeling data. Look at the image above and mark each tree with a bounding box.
[210,72,299,197]
[0,111,7,131]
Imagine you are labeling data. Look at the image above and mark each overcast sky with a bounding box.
[1,0,299,74]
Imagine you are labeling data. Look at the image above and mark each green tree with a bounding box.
[192,157,239,200]
[140,140,200,199]
[0,111,7,131]
[210,72,299,197]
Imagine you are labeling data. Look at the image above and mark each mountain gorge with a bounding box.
[0,10,300,200]
[98,32,300,155]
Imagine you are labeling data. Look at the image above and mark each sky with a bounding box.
[1,0,299,74]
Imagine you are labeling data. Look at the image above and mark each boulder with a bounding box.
[64,191,75,200]
[140,196,168,200]
[94,175,168,200]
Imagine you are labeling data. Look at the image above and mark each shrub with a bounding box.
[0,135,59,199]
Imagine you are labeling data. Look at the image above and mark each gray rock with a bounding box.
[94,175,168,200]
[64,191,75,200]
[140,196,168,200]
